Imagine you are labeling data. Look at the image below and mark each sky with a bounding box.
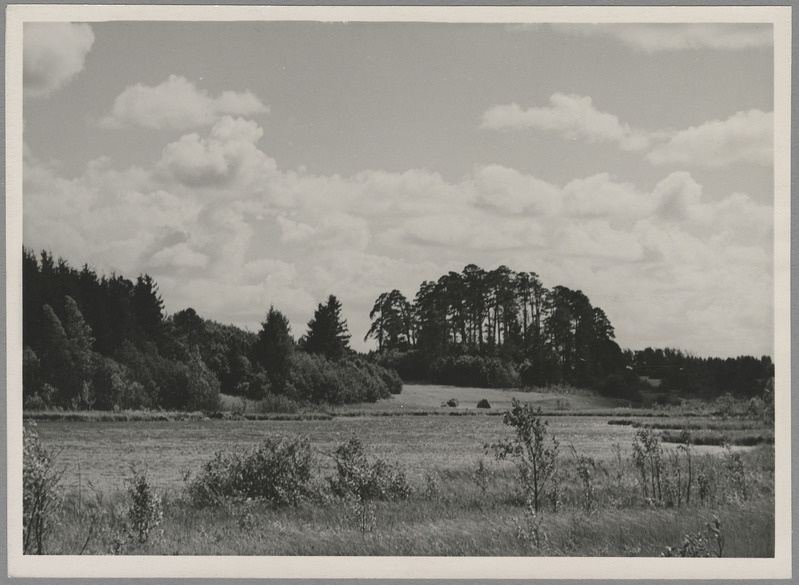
[20,18,777,358]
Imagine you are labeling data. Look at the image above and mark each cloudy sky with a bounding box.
[20,17,778,357]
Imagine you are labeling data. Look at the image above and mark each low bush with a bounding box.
[328,436,412,501]
[255,392,300,414]
[186,435,315,507]
[477,399,491,409]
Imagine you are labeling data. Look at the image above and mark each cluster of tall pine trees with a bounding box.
[366,264,624,388]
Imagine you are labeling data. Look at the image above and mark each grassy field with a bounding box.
[36,414,645,493]
[26,384,775,557]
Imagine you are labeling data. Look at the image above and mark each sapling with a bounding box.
[487,399,559,513]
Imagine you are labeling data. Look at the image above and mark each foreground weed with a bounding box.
[661,515,724,557]
[570,446,596,515]
[471,459,491,503]
[723,444,748,502]
[342,492,377,535]
[126,467,164,545]
[677,431,694,506]
[632,428,663,505]
[422,473,442,501]
[513,498,548,554]
[23,422,64,554]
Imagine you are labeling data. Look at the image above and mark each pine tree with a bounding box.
[252,306,295,393]
[132,275,165,343]
[300,295,351,361]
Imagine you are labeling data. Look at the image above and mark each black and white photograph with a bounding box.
[6,5,792,579]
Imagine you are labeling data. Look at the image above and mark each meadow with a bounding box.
[25,384,774,557]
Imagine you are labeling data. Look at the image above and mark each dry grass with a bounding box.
[28,384,775,557]
[46,445,775,557]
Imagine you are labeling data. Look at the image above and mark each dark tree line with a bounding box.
[22,249,400,411]
[627,347,773,399]
[22,249,773,409]
[366,264,624,388]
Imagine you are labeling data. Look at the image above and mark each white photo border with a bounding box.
[5,4,792,579]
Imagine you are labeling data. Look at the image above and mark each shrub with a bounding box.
[255,392,300,414]
[445,398,459,407]
[23,423,64,554]
[328,436,412,502]
[477,399,491,409]
[186,435,315,507]
[595,371,644,402]
[487,399,559,513]
[632,428,664,503]
[126,467,163,544]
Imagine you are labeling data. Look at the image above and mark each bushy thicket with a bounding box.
[594,370,648,402]
[429,355,520,388]
[286,353,400,404]
[374,350,521,388]
[185,434,412,511]
[328,436,413,501]
[186,436,315,507]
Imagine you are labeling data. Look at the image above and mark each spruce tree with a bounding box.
[252,306,295,393]
[300,295,351,361]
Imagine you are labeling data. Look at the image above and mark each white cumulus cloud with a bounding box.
[156,116,277,188]
[481,93,650,152]
[22,115,775,357]
[24,23,95,98]
[100,75,269,130]
[482,95,773,169]
[647,110,773,168]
